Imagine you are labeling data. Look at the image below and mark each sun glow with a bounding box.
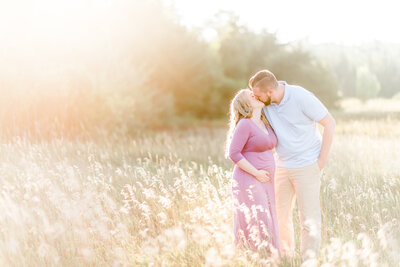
[0,0,148,136]
[1,1,117,69]
[168,0,400,45]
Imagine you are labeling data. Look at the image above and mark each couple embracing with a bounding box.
[226,69,336,260]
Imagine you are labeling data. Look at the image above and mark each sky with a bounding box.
[166,0,400,45]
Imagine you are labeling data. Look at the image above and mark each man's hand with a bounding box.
[317,112,336,171]
[317,158,325,171]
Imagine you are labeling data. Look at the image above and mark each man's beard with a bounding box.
[263,97,271,106]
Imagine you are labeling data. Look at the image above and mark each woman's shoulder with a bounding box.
[235,118,253,131]
[237,118,252,126]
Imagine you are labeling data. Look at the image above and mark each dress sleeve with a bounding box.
[229,119,250,163]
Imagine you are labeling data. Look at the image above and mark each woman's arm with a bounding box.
[235,158,270,182]
[229,119,270,182]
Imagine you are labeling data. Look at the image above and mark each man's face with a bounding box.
[252,86,271,106]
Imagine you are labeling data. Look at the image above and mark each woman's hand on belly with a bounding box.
[254,170,270,183]
[234,157,271,183]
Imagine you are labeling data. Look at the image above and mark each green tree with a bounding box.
[356,66,381,102]
[212,12,340,108]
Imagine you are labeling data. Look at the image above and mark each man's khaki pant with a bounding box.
[275,161,322,259]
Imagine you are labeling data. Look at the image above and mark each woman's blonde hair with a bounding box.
[225,89,269,157]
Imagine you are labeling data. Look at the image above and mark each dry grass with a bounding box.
[0,106,399,266]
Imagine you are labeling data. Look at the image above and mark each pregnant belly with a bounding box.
[233,151,275,178]
[243,151,275,170]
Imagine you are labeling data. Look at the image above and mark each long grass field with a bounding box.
[0,101,399,266]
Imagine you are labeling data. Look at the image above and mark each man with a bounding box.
[249,69,336,260]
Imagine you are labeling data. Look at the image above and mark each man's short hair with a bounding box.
[249,70,278,91]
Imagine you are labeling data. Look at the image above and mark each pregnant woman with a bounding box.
[226,89,281,255]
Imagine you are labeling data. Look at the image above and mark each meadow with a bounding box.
[0,99,399,266]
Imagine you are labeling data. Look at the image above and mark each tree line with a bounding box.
[1,0,399,138]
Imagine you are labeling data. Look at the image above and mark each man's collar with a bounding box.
[271,81,288,106]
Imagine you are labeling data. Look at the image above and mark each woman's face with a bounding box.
[245,89,264,109]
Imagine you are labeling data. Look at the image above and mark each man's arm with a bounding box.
[317,112,336,170]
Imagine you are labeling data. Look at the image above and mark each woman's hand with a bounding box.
[254,170,270,183]
[233,158,271,183]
